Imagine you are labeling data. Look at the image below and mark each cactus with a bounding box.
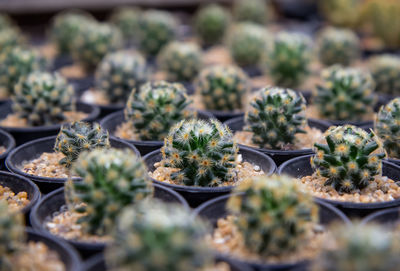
[54,121,110,168]
[109,7,141,42]
[0,13,13,30]
[195,65,250,112]
[233,0,269,25]
[95,50,148,104]
[157,41,202,82]
[314,65,376,121]
[137,10,177,56]
[65,148,153,236]
[265,32,312,88]
[193,4,230,46]
[368,55,400,96]
[0,27,23,54]
[125,81,193,141]
[245,87,307,150]
[318,0,363,28]
[375,98,400,159]
[311,125,386,193]
[317,27,360,66]
[162,119,238,187]
[228,175,318,257]
[12,71,74,126]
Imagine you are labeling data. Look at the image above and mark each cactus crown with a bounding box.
[95,50,148,104]
[312,125,386,193]
[65,148,153,236]
[0,27,23,54]
[12,71,74,126]
[369,54,400,96]
[375,98,400,159]
[109,7,141,41]
[54,121,110,168]
[314,66,376,121]
[195,65,250,112]
[233,0,269,25]
[162,119,238,187]
[245,86,307,150]
[228,175,318,257]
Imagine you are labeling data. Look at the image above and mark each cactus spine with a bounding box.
[368,55,400,96]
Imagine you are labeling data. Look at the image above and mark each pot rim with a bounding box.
[361,206,400,225]
[0,128,15,160]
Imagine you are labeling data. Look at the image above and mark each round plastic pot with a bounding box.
[52,54,74,71]
[225,116,331,166]
[386,158,400,167]
[324,118,373,131]
[100,110,213,156]
[143,145,277,208]
[200,109,244,123]
[361,207,400,225]
[278,154,400,217]
[6,136,139,194]
[0,101,100,146]
[0,128,15,169]
[242,65,263,78]
[192,193,350,271]
[70,76,95,98]
[30,184,189,259]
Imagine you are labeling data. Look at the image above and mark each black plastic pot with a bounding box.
[70,76,95,98]
[361,206,400,225]
[202,110,244,123]
[30,184,189,259]
[52,54,74,71]
[193,193,350,271]
[278,154,400,217]
[324,118,373,131]
[242,65,263,78]
[6,136,139,194]
[0,128,15,169]
[100,110,213,156]
[225,116,331,166]
[0,101,100,146]
[387,158,400,167]
[143,145,277,208]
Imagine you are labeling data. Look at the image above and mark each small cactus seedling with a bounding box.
[368,54,400,96]
[195,65,250,112]
[314,65,376,121]
[162,119,238,187]
[228,175,318,257]
[245,87,307,150]
[65,148,153,236]
[0,27,23,54]
[109,7,141,42]
[233,0,270,25]
[54,121,110,168]
[311,125,386,193]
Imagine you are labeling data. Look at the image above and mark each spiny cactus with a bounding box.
[0,13,13,30]
[311,125,386,193]
[125,81,193,141]
[0,27,23,54]
[162,119,238,187]
[245,87,307,150]
[195,65,250,111]
[368,55,400,96]
[65,148,153,236]
[228,175,318,257]
[95,50,148,104]
[314,65,376,121]
[54,121,110,168]
[265,32,312,88]
[318,0,363,28]
[233,0,269,25]
[12,71,74,126]
[317,27,360,66]
[157,41,202,82]
[109,7,141,42]
[375,98,400,159]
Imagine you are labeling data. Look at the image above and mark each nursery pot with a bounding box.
[0,101,100,146]
[6,136,139,194]
[278,154,400,217]
[30,184,189,259]
[0,128,15,169]
[52,54,74,71]
[224,116,331,166]
[70,75,95,98]
[361,206,400,225]
[143,145,277,208]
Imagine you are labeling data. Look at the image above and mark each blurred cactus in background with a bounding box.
[319,0,364,28]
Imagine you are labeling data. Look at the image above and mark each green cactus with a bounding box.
[157,41,202,82]
[314,65,376,121]
[0,27,23,54]
[318,0,363,28]
[54,121,110,168]
[317,27,360,66]
[228,175,318,257]
[245,87,307,150]
[368,54,400,96]
[137,10,177,56]
[95,50,148,104]
[311,125,386,193]
[12,71,74,126]
[162,119,238,187]
[265,32,312,88]
[193,4,230,46]
[0,13,13,31]
[65,148,153,236]
[195,65,250,112]
[233,0,269,25]
[375,98,400,159]
[109,7,141,42]
[125,81,194,141]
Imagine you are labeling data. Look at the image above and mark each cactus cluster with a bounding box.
[195,65,250,112]
[233,0,269,25]
[314,66,376,121]
[368,55,400,96]
[228,175,318,257]
[162,119,238,187]
[245,87,307,150]
[318,0,363,28]
[109,7,141,42]
[95,50,148,104]
[125,81,193,141]
[65,148,153,236]
[0,27,23,54]
[311,125,386,193]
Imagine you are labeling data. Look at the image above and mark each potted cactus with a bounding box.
[109,6,141,46]
[233,0,270,25]
[0,27,24,55]
[318,0,363,28]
